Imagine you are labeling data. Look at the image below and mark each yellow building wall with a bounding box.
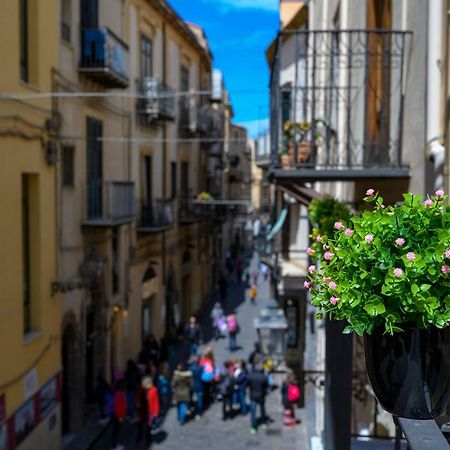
[0,0,61,448]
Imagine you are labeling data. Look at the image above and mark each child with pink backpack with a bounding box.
[227,314,239,351]
[282,371,301,427]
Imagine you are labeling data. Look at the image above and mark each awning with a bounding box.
[276,181,325,206]
[266,207,288,240]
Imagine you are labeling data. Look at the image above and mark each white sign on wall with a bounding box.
[23,368,38,401]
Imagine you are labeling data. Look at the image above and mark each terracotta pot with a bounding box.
[280,153,291,169]
[364,325,450,419]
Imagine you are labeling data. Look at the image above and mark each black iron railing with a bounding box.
[137,77,176,121]
[79,27,129,88]
[140,199,174,230]
[270,29,410,171]
[86,181,135,224]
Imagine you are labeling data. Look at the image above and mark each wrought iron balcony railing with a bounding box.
[179,190,200,224]
[269,29,411,181]
[139,199,174,232]
[136,77,176,122]
[179,97,213,136]
[84,181,135,226]
[79,27,129,88]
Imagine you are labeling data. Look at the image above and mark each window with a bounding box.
[86,117,103,219]
[111,228,119,295]
[80,0,98,29]
[19,0,28,82]
[142,155,152,206]
[181,162,189,199]
[171,162,177,199]
[62,146,75,187]
[281,89,291,125]
[140,35,153,81]
[22,174,38,334]
[180,65,189,92]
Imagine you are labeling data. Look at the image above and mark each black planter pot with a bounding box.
[364,325,450,419]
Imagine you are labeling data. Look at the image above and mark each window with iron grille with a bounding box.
[62,145,75,187]
[141,35,153,81]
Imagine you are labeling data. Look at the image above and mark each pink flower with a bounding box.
[308,265,316,274]
[406,252,416,261]
[424,198,433,209]
[304,280,311,289]
[324,251,334,261]
[395,237,405,246]
[323,277,331,283]
[444,249,450,259]
[334,221,344,230]
[316,235,323,243]
[442,265,450,274]
[365,234,374,243]
[393,268,403,277]
[306,247,315,256]
[344,228,353,237]
[322,243,330,250]
[435,189,445,197]
[329,281,337,290]
[330,296,340,305]
[366,188,375,196]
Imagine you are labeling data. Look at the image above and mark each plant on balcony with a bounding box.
[196,191,213,201]
[306,189,450,419]
[307,197,351,262]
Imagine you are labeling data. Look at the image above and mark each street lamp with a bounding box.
[254,299,288,365]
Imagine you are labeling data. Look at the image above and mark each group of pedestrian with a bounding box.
[210,302,241,351]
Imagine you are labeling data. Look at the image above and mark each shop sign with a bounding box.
[23,369,38,401]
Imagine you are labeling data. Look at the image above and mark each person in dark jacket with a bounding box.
[124,359,140,419]
[188,355,204,418]
[234,360,248,415]
[247,359,269,434]
[156,363,171,415]
[219,362,235,420]
[184,316,203,356]
[248,342,262,369]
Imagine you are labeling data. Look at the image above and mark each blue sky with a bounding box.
[169,0,279,137]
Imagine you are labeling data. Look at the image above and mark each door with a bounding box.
[87,117,103,219]
[365,0,392,165]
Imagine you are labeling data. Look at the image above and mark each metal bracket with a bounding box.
[396,417,450,449]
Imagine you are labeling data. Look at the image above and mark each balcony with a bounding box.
[179,191,200,224]
[83,181,135,227]
[268,29,411,183]
[79,27,129,88]
[136,77,176,123]
[139,199,174,233]
[179,97,212,136]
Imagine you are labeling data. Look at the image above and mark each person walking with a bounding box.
[141,376,160,445]
[248,342,262,369]
[199,347,215,405]
[219,362,235,420]
[188,355,204,419]
[156,363,171,415]
[171,363,193,425]
[124,360,140,420]
[249,284,257,305]
[184,316,203,356]
[94,372,110,422]
[282,371,301,427]
[247,358,269,434]
[236,260,243,283]
[211,302,225,340]
[234,361,248,415]
[111,379,127,449]
[226,314,239,351]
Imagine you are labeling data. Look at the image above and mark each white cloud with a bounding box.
[235,118,269,138]
[202,0,278,12]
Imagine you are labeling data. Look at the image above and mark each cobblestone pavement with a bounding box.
[91,253,308,450]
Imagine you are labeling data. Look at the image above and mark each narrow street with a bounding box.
[91,254,308,450]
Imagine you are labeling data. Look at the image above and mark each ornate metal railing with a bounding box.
[270,29,411,171]
[137,77,176,121]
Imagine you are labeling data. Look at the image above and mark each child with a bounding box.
[282,371,301,427]
[112,379,127,449]
[249,284,257,304]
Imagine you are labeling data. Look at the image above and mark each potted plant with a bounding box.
[307,189,450,419]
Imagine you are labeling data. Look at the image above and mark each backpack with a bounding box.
[287,384,300,403]
[227,315,237,333]
[201,361,214,383]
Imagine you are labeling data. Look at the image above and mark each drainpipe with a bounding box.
[427,0,445,191]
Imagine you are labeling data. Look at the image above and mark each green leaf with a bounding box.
[342,326,353,334]
[411,284,419,295]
